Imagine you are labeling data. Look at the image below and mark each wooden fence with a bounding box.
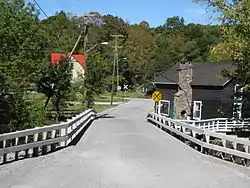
[177,118,250,133]
[0,109,96,164]
[147,113,250,166]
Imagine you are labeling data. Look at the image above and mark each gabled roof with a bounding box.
[153,62,234,87]
[191,62,233,86]
[51,53,86,68]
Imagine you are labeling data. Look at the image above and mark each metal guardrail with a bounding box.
[147,113,250,166]
[0,109,96,164]
[177,118,250,132]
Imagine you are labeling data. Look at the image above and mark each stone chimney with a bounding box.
[174,60,193,119]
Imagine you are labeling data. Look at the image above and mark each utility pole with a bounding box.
[83,24,89,109]
[110,34,123,105]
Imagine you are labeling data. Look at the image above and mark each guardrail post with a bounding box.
[230,141,237,163]
[60,127,67,147]
[33,133,39,157]
[51,130,57,152]
[3,140,7,163]
[245,145,250,153]
[212,121,215,132]
[25,136,29,157]
[42,132,47,155]
[15,137,19,160]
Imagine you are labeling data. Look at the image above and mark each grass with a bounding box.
[27,92,122,113]
[67,103,117,113]
[93,104,118,113]
[94,95,128,102]
[67,104,84,111]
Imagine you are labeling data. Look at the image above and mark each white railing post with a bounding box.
[25,136,29,157]
[33,133,39,156]
[42,132,47,154]
[60,127,67,147]
[14,137,19,160]
[2,140,7,163]
[51,130,57,151]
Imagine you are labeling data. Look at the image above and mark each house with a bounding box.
[51,53,86,82]
[153,60,243,120]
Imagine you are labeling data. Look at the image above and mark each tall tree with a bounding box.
[0,0,47,133]
[36,58,73,111]
[125,24,156,86]
[193,0,250,118]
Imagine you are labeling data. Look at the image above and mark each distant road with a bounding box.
[0,99,250,188]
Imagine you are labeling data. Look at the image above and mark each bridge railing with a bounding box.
[147,113,250,166]
[177,118,250,132]
[0,109,96,164]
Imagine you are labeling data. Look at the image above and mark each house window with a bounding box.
[193,101,202,120]
[234,84,243,101]
[233,84,243,119]
[158,100,170,116]
[233,102,242,119]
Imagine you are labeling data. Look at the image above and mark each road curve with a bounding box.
[0,99,250,188]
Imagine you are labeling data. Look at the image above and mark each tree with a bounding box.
[153,17,221,72]
[125,24,156,86]
[83,52,107,108]
[0,0,48,133]
[40,11,81,54]
[36,58,73,112]
[139,21,150,29]
[193,0,250,117]
[164,16,185,30]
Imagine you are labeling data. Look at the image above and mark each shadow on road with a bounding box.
[95,113,115,119]
[68,120,94,146]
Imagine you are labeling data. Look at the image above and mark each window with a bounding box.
[234,84,243,101]
[233,102,242,119]
[233,84,243,119]
[193,101,202,120]
[158,100,170,116]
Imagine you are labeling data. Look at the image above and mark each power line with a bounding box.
[32,0,68,51]
[33,0,49,18]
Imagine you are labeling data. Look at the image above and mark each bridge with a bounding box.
[0,99,250,188]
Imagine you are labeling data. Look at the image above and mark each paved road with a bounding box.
[1,99,250,188]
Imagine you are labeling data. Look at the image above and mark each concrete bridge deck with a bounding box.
[0,99,250,188]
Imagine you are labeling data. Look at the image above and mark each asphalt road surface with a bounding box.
[1,99,250,188]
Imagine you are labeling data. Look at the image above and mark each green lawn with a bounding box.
[27,92,121,113]
[67,104,84,111]
[92,104,118,113]
[94,95,128,102]
[67,103,117,113]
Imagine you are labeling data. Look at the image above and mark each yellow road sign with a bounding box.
[152,91,162,102]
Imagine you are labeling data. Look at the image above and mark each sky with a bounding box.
[27,0,217,27]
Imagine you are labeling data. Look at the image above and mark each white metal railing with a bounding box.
[0,109,96,164]
[177,118,250,132]
[147,113,250,166]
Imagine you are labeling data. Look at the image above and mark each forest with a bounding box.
[1,0,249,133]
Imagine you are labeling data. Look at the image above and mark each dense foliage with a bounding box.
[0,0,225,133]
[193,0,250,118]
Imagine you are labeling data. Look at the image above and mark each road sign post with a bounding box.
[123,84,128,101]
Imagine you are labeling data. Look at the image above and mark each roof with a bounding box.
[51,53,86,68]
[153,62,234,86]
